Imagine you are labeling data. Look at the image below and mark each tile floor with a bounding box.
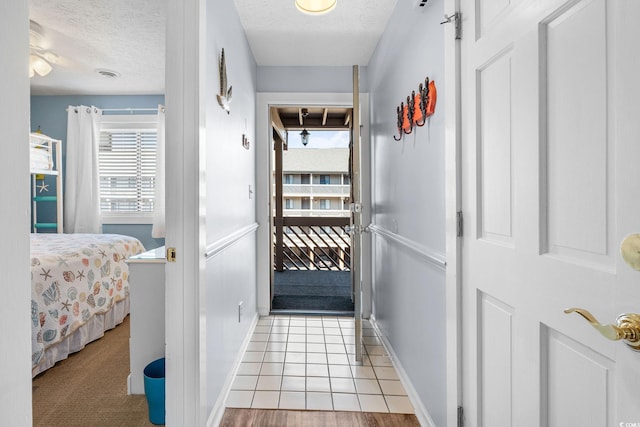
[225,315,415,414]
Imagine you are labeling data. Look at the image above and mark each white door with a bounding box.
[351,65,363,361]
[461,0,640,425]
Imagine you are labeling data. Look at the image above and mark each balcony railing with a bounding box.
[273,216,351,271]
[282,209,349,217]
[282,184,350,197]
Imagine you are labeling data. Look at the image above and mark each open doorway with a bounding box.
[270,106,355,314]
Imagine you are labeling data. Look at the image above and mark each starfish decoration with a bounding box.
[216,48,232,114]
[110,277,117,286]
[37,181,49,193]
[77,270,85,280]
[98,249,107,258]
[61,299,72,312]
[40,268,52,281]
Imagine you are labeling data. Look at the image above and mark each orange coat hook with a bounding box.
[412,89,425,127]
[393,105,403,141]
[402,96,413,135]
[426,80,437,117]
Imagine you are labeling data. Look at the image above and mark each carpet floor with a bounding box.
[32,316,157,427]
[272,271,354,312]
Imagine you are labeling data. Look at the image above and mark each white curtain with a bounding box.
[64,105,102,233]
[152,105,166,238]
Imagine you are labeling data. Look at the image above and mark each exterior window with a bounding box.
[301,197,311,209]
[285,198,293,209]
[319,199,331,210]
[98,115,158,223]
[301,174,311,184]
[320,174,330,185]
[284,174,294,184]
[343,174,351,185]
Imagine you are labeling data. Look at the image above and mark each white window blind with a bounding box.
[98,115,158,222]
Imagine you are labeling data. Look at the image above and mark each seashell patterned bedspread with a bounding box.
[30,233,145,369]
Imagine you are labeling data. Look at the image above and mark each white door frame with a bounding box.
[256,92,371,317]
[165,0,207,425]
[444,0,462,425]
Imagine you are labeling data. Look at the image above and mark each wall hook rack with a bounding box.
[393,77,437,141]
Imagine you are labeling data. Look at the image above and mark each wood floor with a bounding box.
[220,408,421,427]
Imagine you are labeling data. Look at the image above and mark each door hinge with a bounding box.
[456,211,463,237]
[458,406,464,427]
[166,247,177,262]
[350,203,362,213]
[440,12,462,40]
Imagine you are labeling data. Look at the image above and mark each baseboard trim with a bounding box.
[206,312,259,427]
[369,314,437,427]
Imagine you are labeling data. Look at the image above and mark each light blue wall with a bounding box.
[257,66,368,93]
[30,95,165,250]
[204,0,258,416]
[367,0,446,425]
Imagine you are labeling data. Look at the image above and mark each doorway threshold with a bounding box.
[269,309,354,317]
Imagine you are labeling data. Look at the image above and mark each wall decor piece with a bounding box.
[393,77,437,141]
[216,48,233,114]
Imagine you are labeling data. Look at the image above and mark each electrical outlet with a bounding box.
[238,301,244,323]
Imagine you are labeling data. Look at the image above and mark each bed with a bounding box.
[31,233,145,377]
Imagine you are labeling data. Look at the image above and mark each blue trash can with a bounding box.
[143,358,165,425]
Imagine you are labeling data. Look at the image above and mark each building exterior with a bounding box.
[279,147,350,217]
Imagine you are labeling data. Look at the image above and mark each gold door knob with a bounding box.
[564,308,640,351]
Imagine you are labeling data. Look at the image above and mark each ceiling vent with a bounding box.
[417,0,429,7]
[96,69,121,79]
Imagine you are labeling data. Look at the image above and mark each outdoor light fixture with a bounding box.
[300,129,310,146]
[295,0,337,15]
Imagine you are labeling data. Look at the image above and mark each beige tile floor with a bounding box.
[225,315,415,414]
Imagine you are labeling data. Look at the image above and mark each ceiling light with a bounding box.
[30,54,52,77]
[300,129,310,146]
[29,20,57,78]
[295,0,337,15]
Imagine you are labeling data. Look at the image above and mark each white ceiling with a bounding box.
[233,0,399,66]
[29,0,398,95]
[29,0,165,96]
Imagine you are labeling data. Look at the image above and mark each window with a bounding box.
[284,174,294,184]
[98,115,158,223]
[320,174,330,185]
[285,198,293,209]
[343,174,351,185]
[319,199,331,210]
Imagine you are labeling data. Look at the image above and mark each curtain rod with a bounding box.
[66,106,164,114]
[102,107,163,113]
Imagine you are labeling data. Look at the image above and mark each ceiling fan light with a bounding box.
[295,0,337,15]
[30,55,52,77]
[43,51,59,64]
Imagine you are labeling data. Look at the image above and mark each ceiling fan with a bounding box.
[29,20,59,78]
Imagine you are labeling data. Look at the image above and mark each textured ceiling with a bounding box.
[29,0,165,95]
[28,0,399,95]
[233,0,399,66]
